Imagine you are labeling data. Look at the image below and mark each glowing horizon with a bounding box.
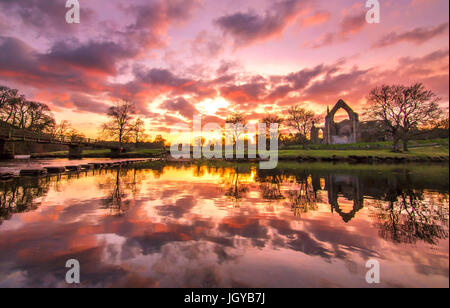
[0,0,448,139]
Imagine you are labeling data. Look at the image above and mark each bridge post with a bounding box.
[0,139,14,159]
[110,147,121,158]
[69,145,83,159]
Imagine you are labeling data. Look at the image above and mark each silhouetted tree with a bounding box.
[52,120,72,136]
[366,83,441,152]
[101,99,135,148]
[285,104,318,145]
[0,85,55,131]
[153,135,167,149]
[226,111,247,145]
[262,113,284,139]
[131,118,147,147]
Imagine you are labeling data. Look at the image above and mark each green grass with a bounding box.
[284,138,449,151]
[278,145,449,159]
[31,138,448,160]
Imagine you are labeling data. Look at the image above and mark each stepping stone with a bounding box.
[45,167,66,173]
[20,169,47,176]
[66,165,81,172]
[0,172,14,180]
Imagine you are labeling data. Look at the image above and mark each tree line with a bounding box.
[227,82,448,152]
[0,86,55,132]
[0,86,165,148]
[2,83,448,153]
[0,85,88,142]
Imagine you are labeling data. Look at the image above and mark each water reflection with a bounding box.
[0,163,448,287]
[371,189,449,245]
[99,169,144,216]
[0,177,49,223]
[223,166,250,207]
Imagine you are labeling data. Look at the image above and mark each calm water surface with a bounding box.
[0,162,448,287]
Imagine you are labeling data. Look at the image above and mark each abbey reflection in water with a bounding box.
[1,164,448,247]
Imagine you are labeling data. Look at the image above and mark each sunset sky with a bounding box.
[0,0,448,138]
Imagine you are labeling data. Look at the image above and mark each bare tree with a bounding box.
[262,114,284,128]
[0,86,55,131]
[226,111,247,145]
[101,99,135,148]
[285,104,318,144]
[52,120,72,137]
[131,118,147,146]
[68,127,85,143]
[153,135,167,150]
[436,114,449,130]
[366,83,441,152]
[26,102,55,132]
[262,113,284,140]
[0,86,15,113]
[2,91,24,126]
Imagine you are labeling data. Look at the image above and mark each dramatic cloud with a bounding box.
[161,97,198,119]
[0,0,448,136]
[42,40,138,76]
[267,65,329,100]
[121,0,202,49]
[0,36,111,93]
[0,0,95,35]
[372,23,449,48]
[215,0,311,46]
[309,11,367,48]
[70,93,110,114]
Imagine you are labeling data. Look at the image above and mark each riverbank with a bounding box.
[278,145,449,163]
[31,148,167,159]
[29,146,449,163]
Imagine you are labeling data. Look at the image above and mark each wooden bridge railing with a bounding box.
[0,121,131,149]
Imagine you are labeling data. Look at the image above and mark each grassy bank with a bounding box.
[287,138,449,150]
[30,139,448,162]
[279,144,449,159]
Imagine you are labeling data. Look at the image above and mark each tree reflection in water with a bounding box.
[223,166,249,208]
[0,177,50,224]
[0,164,448,247]
[286,177,321,217]
[370,189,449,245]
[257,170,285,201]
[253,167,449,245]
[98,167,144,216]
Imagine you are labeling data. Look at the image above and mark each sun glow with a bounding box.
[196,97,229,115]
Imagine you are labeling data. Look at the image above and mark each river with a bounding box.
[0,160,448,287]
